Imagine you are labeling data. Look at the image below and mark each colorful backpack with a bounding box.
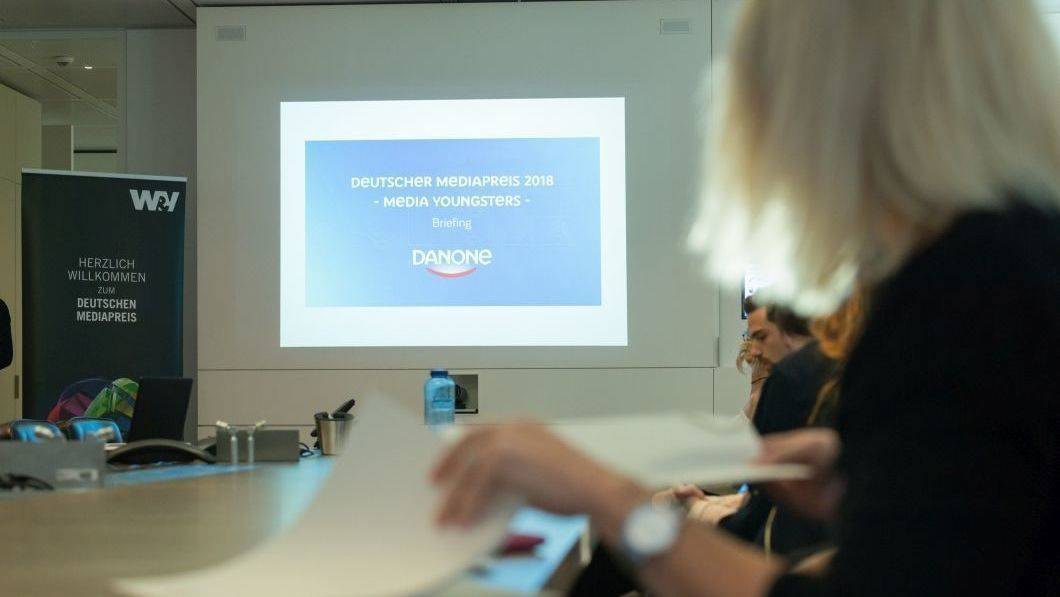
[83,378,140,437]
[47,378,111,423]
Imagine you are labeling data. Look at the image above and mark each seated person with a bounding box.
[716,299,840,557]
[669,297,830,526]
[570,299,846,596]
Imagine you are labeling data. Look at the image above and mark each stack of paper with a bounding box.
[551,411,808,488]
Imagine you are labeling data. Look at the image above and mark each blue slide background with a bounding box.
[305,138,602,307]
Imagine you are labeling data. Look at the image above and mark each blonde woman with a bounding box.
[737,336,770,421]
[432,2,1060,595]
[738,295,775,422]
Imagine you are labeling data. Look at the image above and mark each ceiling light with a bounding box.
[83,65,93,70]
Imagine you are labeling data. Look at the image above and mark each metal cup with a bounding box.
[315,413,352,455]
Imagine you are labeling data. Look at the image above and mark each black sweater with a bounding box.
[752,342,836,436]
[771,204,1060,595]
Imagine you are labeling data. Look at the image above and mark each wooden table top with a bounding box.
[2,461,330,597]
[0,458,584,597]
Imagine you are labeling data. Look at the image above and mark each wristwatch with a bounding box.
[619,500,685,564]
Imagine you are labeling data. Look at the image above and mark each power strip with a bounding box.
[0,441,106,491]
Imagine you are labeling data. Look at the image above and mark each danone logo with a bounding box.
[130,189,180,213]
[412,248,493,278]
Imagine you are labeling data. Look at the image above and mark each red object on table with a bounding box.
[499,533,545,556]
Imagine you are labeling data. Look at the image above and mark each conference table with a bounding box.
[0,456,588,596]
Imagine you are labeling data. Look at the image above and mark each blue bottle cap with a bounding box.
[430,369,449,377]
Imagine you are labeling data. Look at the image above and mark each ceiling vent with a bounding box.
[660,18,692,35]
[215,25,246,42]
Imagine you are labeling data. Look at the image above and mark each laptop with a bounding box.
[124,377,193,443]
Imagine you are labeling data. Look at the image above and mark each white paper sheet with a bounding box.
[550,412,809,488]
[115,396,519,597]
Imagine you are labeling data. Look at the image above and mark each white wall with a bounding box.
[124,29,197,439]
[41,125,73,170]
[192,0,1060,428]
[197,1,720,433]
[73,152,119,172]
[1046,10,1060,39]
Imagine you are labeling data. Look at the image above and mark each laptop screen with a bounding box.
[126,377,193,443]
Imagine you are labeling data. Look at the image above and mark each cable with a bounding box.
[0,473,54,491]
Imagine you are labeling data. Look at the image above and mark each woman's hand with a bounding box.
[430,421,646,528]
[756,428,846,522]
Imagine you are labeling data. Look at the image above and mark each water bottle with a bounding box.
[424,369,456,427]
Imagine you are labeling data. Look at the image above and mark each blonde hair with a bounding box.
[735,336,770,377]
[689,0,1060,314]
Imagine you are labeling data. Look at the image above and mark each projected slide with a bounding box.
[281,98,626,347]
[306,137,601,306]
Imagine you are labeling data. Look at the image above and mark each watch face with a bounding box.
[624,503,682,558]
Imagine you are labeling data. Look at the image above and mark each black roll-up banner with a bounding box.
[21,170,185,419]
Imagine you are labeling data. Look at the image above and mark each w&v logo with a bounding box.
[130,189,180,213]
